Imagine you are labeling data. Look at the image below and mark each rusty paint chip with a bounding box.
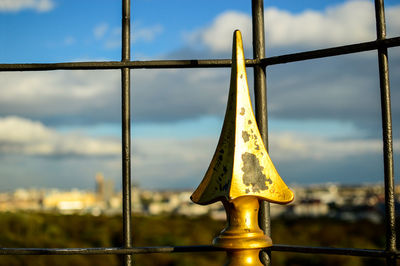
[241,152,272,193]
[242,130,250,142]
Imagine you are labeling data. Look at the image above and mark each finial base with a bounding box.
[213,196,271,265]
[213,196,272,249]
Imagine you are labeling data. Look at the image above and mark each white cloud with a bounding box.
[92,24,121,49]
[93,22,163,50]
[132,24,164,43]
[265,1,375,48]
[269,132,396,161]
[189,11,252,53]
[190,1,400,52]
[0,116,120,156]
[0,116,397,189]
[0,70,120,124]
[104,27,121,49]
[130,131,399,188]
[93,23,109,40]
[0,116,214,188]
[386,5,400,38]
[0,0,54,12]
[0,68,228,124]
[131,68,229,122]
[63,36,76,46]
[131,137,214,187]
[1,50,399,132]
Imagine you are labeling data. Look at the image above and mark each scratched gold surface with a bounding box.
[191,30,294,205]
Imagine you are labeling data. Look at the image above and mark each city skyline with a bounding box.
[0,181,393,225]
[0,0,399,191]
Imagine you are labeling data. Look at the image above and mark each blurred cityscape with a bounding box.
[0,173,399,223]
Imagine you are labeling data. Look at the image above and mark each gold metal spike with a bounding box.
[191,30,294,266]
[191,31,294,206]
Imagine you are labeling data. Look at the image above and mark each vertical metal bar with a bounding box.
[122,0,132,265]
[374,1,396,265]
[252,0,270,265]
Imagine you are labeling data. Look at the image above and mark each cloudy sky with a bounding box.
[0,0,399,191]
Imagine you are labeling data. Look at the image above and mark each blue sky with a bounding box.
[0,0,399,191]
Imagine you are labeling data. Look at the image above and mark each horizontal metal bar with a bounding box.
[0,245,399,259]
[0,37,398,72]
[0,59,244,72]
[271,245,395,258]
[263,36,400,66]
[0,245,221,255]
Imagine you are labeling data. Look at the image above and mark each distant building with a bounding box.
[95,172,115,207]
[43,189,96,214]
[96,173,105,201]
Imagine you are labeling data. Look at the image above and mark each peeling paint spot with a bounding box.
[248,120,252,125]
[242,131,250,142]
[241,152,272,192]
[240,107,245,116]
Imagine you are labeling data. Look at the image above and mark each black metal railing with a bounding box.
[0,0,398,265]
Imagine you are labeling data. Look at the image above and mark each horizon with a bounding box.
[0,179,390,194]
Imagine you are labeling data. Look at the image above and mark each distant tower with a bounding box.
[95,172,115,205]
[96,173,105,201]
[103,178,115,205]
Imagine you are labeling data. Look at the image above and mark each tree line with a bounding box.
[0,212,393,265]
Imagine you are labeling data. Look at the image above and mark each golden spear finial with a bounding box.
[191,30,294,266]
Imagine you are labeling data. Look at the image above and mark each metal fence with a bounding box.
[0,0,399,265]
